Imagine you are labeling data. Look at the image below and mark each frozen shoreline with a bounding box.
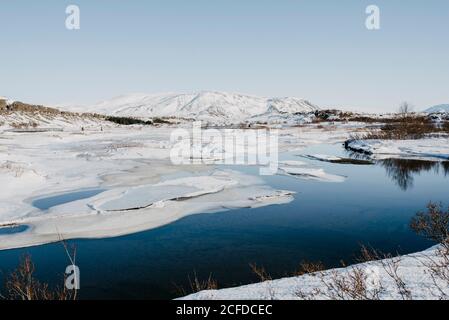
[181,245,448,300]
[1,119,448,299]
[0,121,360,251]
[0,157,295,250]
[2,122,446,252]
[346,138,449,161]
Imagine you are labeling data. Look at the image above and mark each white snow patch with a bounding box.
[181,245,448,300]
[346,138,449,161]
[424,104,449,114]
[278,161,346,183]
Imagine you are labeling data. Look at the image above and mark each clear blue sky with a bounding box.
[1,0,448,112]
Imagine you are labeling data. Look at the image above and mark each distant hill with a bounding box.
[62,91,320,125]
[424,104,449,114]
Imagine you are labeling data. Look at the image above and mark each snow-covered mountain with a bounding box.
[0,96,16,106]
[65,91,319,124]
[424,104,449,114]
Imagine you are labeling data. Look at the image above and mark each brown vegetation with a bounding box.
[0,255,75,300]
[295,202,449,300]
[294,261,326,276]
[410,203,449,249]
[173,271,218,296]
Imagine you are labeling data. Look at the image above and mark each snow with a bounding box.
[1,109,448,299]
[60,91,319,125]
[424,104,449,114]
[0,118,367,250]
[99,175,239,211]
[0,124,303,250]
[0,164,295,250]
[0,96,14,105]
[0,108,112,131]
[304,154,343,162]
[346,138,449,161]
[278,161,347,182]
[180,245,448,300]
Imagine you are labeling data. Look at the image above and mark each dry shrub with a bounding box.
[1,255,75,300]
[442,121,449,133]
[348,109,443,141]
[304,204,449,300]
[410,203,449,249]
[188,272,218,293]
[249,263,276,300]
[11,121,38,129]
[361,116,437,140]
[419,246,449,299]
[174,271,218,296]
[294,261,325,276]
[410,202,449,299]
[318,267,384,300]
[249,263,271,282]
[0,161,25,177]
[295,246,414,300]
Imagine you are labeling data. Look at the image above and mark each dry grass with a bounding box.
[294,261,325,276]
[0,235,78,301]
[173,271,218,296]
[319,267,384,300]
[0,255,75,300]
[11,121,38,129]
[249,263,272,282]
[443,121,449,133]
[364,116,439,140]
[419,246,449,299]
[0,161,26,177]
[294,203,449,300]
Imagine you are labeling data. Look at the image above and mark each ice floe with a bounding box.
[0,169,294,250]
[277,161,347,182]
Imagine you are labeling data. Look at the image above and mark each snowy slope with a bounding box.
[424,104,449,114]
[63,91,319,124]
[181,245,448,300]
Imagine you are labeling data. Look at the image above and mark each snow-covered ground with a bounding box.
[181,245,448,300]
[2,114,447,251]
[0,106,110,131]
[278,160,347,182]
[2,107,448,299]
[346,138,449,161]
[0,120,359,250]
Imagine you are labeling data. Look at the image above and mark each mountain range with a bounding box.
[63,91,319,124]
[424,104,449,114]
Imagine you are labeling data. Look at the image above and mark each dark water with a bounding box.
[0,144,447,299]
[32,189,106,211]
[0,225,28,236]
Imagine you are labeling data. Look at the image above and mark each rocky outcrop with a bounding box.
[5,101,61,114]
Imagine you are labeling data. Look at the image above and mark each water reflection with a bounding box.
[377,159,449,191]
